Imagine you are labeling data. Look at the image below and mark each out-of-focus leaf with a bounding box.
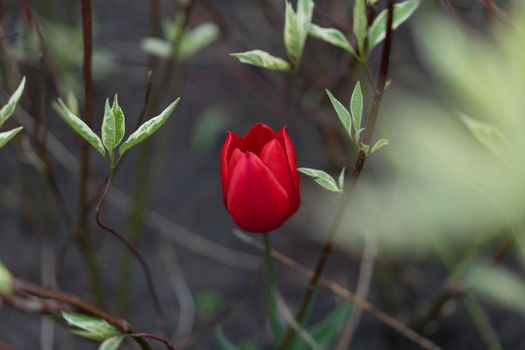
[298,167,343,192]
[0,127,23,149]
[0,77,25,127]
[179,23,220,60]
[0,262,12,295]
[353,0,367,56]
[230,50,290,71]
[55,99,105,158]
[338,167,346,190]
[466,264,525,315]
[191,108,231,153]
[99,335,125,350]
[460,114,511,159]
[292,301,353,350]
[326,89,352,137]
[308,24,356,56]
[284,0,314,71]
[368,0,421,52]
[141,38,171,58]
[214,326,240,350]
[119,98,180,156]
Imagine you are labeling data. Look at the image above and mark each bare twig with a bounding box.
[336,236,377,349]
[94,175,170,337]
[233,230,442,350]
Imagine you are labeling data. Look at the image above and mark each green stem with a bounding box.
[264,234,282,346]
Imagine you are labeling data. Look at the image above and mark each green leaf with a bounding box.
[459,114,511,159]
[0,127,23,148]
[326,89,352,137]
[368,0,421,52]
[101,95,125,155]
[355,127,366,145]
[292,301,353,350]
[371,138,389,153]
[465,264,525,315]
[0,77,25,127]
[360,142,370,156]
[338,167,346,190]
[284,0,314,71]
[214,326,240,350]
[230,50,290,72]
[308,24,356,56]
[179,23,220,60]
[62,312,120,341]
[54,100,105,158]
[0,262,13,296]
[350,81,363,131]
[119,98,180,156]
[99,335,125,350]
[298,167,342,193]
[353,0,367,56]
[141,38,172,58]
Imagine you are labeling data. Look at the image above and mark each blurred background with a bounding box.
[1,0,525,349]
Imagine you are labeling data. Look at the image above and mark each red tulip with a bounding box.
[221,123,300,233]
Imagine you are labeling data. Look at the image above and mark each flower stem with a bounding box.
[263,234,282,345]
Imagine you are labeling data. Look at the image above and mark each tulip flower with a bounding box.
[221,123,300,233]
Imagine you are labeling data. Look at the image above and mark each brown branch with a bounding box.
[233,230,442,350]
[6,278,152,350]
[95,175,170,337]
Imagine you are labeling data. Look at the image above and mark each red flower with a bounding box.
[221,123,300,233]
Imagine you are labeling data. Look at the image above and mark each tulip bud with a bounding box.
[0,262,13,296]
[221,123,300,233]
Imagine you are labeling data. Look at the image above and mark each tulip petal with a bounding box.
[277,127,300,211]
[260,139,298,213]
[226,152,290,232]
[221,132,243,201]
[243,123,276,156]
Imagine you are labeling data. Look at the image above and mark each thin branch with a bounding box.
[233,230,442,350]
[94,175,170,337]
[131,333,176,350]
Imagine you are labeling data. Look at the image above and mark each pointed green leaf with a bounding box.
[62,312,120,340]
[0,77,25,127]
[178,23,220,61]
[459,114,510,159]
[102,95,125,154]
[54,100,105,158]
[0,127,23,148]
[141,38,172,58]
[371,138,389,153]
[311,301,353,348]
[214,326,240,350]
[284,0,314,71]
[355,127,366,145]
[466,264,525,315]
[99,335,125,350]
[350,81,363,131]
[291,301,353,350]
[353,0,367,56]
[308,24,356,56]
[298,167,342,193]
[326,89,352,137]
[368,0,421,52]
[338,167,346,191]
[230,50,290,72]
[119,98,180,156]
[360,142,370,156]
